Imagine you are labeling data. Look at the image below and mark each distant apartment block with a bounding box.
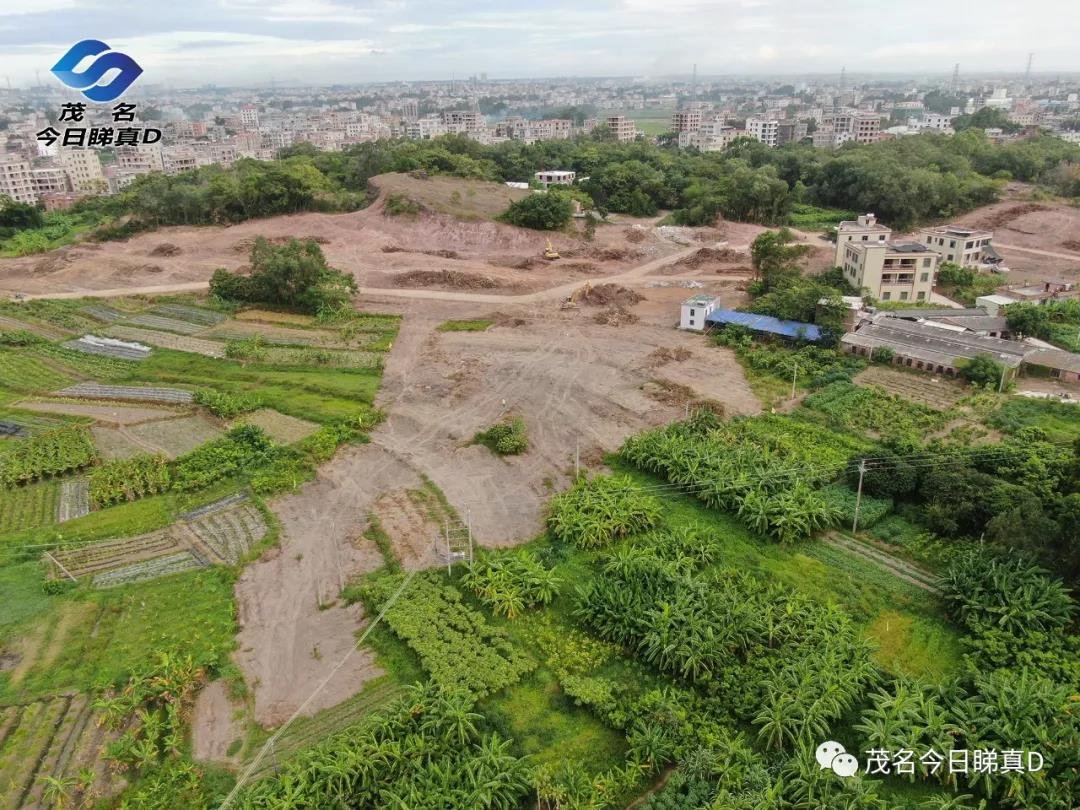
[834,213,891,266]
[918,225,996,267]
[58,148,104,193]
[0,155,36,204]
[30,166,68,198]
[240,106,260,129]
[117,144,165,174]
[671,110,702,133]
[746,118,779,147]
[840,239,940,302]
[406,118,447,139]
[605,115,638,142]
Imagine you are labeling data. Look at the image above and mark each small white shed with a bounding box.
[680,295,717,331]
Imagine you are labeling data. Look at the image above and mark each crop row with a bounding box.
[187,502,267,564]
[64,336,150,361]
[49,528,183,579]
[0,478,60,534]
[360,573,534,699]
[125,313,204,335]
[152,304,227,325]
[57,477,90,522]
[89,453,171,508]
[0,349,74,394]
[107,325,227,358]
[29,344,138,381]
[57,382,194,403]
[92,550,206,588]
[0,426,96,488]
[0,695,124,809]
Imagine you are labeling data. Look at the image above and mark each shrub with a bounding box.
[462,550,560,618]
[383,193,424,216]
[958,354,1005,388]
[474,417,528,455]
[870,346,894,364]
[499,191,574,230]
[194,389,262,419]
[170,425,274,492]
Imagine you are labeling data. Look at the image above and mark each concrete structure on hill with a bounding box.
[839,239,940,303]
[679,294,718,331]
[918,225,996,267]
[534,170,575,188]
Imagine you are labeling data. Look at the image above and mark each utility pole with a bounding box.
[998,366,1007,393]
[852,459,868,533]
[790,363,798,400]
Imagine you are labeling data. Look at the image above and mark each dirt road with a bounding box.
[993,243,1080,262]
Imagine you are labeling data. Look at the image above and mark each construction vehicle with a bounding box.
[560,282,591,310]
[543,238,560,261]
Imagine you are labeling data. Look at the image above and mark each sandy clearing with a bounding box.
[372,490,446,571]
[233,443,418,727]
[191,680,244,765]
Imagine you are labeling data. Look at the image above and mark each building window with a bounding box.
[900,292,909,301]
[920,272,929,282]
[690,309,695,316]
[923,258,931,267]
[882,292,891,300]
[689,319,694,326]
[917,291,926,300]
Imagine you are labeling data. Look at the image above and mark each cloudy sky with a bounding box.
[1,0,1077,88]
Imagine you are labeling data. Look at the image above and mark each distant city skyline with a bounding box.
[2,0,1078,90]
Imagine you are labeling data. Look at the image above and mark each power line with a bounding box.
[218,569,417,809]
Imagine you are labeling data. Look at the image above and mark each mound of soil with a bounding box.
[624,227,648,244]
[149,242,182,257]
[560,261,600,273]
[975,203,1050,231]
[593,306,639,326]
[381,246,461,259]
[1062,240,1080,252]
[646,346,693,367]
[488,256,539,270]
[672,246,748,269]
[486,312,528,328]
[580,283,644,307]
[587,246,644,261]
[394,269,505,290]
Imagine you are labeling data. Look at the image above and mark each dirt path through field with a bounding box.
[233,443,419,727]
[993,243,1080,261]
[191,680,244,764]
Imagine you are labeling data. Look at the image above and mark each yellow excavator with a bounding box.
[561,281,591,309]
[543,238,560,260]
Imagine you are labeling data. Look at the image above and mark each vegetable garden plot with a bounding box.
[29,344,138,380]
[106,325,226,358]
[152,304,227,326]
[233,309,316,327]
[0,695,126,808]
[244,679,406,780]
[0,410,68,438]
[204,321,347,348]
[260,347,382,369]
[186,502,268,564]
[126,415,224,458]
[180,491,249,521]
[45,528,186,580]
[80,303,125,322]
[55,382,194,404]
[854,366,966,410]
[90,425,145,460]
[92,550,207,588]
[0,314,68,341]
[0,349,74,394]
[0,427,96,488]
[64,335,150,361]
[124,313,205,335]
[57,478,90,522]
[234,409,318,444]
[0,479,60,533]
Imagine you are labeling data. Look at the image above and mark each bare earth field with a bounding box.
[949,200,1080,283]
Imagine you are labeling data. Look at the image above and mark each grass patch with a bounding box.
[0,566,236,703]
[437,319,492,332]
[987,396,1080,442]
[363,512,400,572]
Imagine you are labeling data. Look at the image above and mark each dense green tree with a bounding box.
[499,191,574,230]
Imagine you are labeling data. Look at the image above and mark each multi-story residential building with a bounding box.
[840,240,940,302]
[162,147,200,175]
[401,99,419,120]
[406,118,447,139]
[920,112,953,131]
[0,155,36,204]
[117,144,165,174]
[918,225,996,267]
[441,110,485,136]
[605,115,637,142]
[834,213,891,266]
[746,118,779,147]
[30,166,68,198]
[671,110,702,133]
[240,106,260,129]
[58,148,104,193]
[852,113,881,144]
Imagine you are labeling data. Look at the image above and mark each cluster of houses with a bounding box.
[680,212,1080,385]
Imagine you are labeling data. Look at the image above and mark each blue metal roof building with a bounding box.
[704,309,824,342]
